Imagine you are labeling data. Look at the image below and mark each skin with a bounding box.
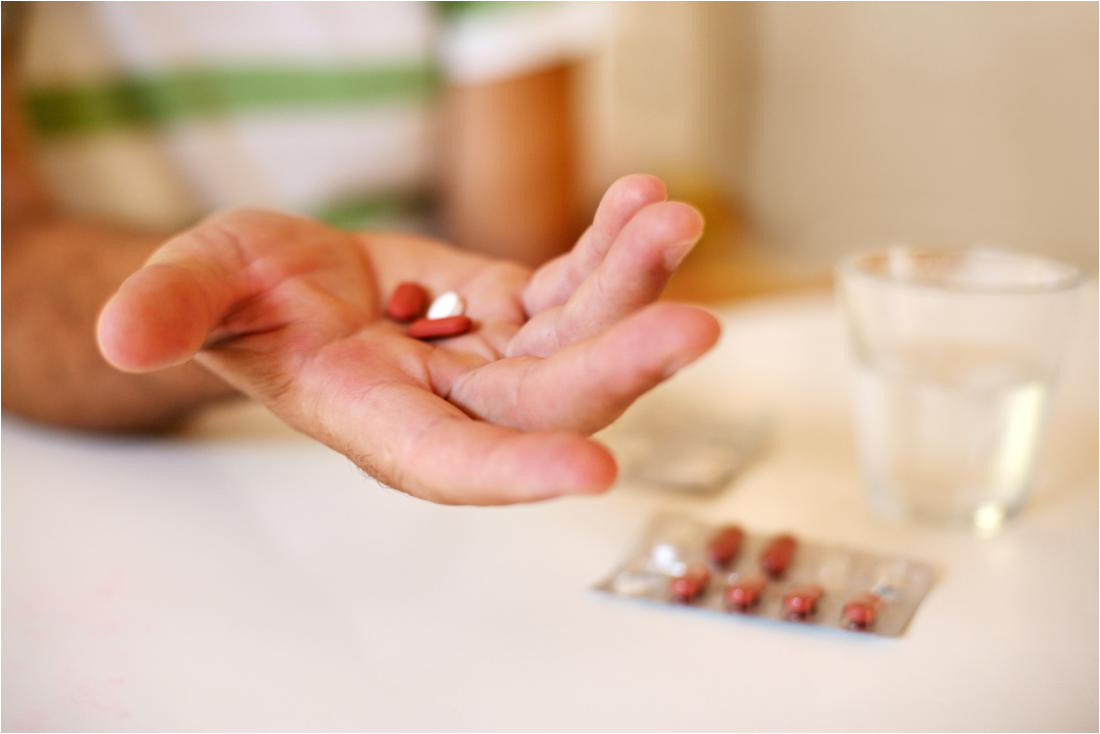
[96,177,720,505]
[2,218,240,431]
[2,48,583,431]
[4,14,719,504]
[1,22,238,430]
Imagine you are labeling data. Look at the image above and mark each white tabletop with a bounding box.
[3,289,1097,732]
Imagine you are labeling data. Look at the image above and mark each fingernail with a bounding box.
[663,238,698,270]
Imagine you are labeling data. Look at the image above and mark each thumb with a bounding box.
[97,264,223,372]
[96,222,248,373]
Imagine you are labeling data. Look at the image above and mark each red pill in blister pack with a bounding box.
[783,584,824,619]
[407,315,472,340]
[760,534,797,578]
[706,525,744,567]
[724,574,766,611]
[669,564,710,603]
[386,282,429,322]
[843,592,883,630]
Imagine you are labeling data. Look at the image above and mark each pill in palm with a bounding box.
[427,291,465,320]
[386,282,428,322]
[407,315,472,340]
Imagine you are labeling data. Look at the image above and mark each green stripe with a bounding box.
[314,190,433,231]
[437,1,530,19]
[25,63,441,138]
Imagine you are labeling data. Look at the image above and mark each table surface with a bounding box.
[3,289,1097,732]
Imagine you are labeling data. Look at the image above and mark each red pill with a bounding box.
[760,534,797,578]
[724,574,767,611]
[843,592,883,630]
[706,525,744,567]
[386,282,429,322]
[669,564,710,603]
[407,315,472,340]
[783,584,824,619]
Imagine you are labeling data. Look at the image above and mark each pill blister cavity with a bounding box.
[816,556,851,587]
[612,569,663,596]
[649,543,686,575]
[783,585,824,619]
[724,574,766,611]
[843,592,883,630]
[706,526,744,568]
[760,534,797,578]
[871,560,913,600]
[669,565,710,603]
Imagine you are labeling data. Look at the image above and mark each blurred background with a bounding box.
[14,1,1098,301]
[580,2,1098,299]
[5,6,1097,728]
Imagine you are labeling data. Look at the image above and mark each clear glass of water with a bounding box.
[838,247,1083,533]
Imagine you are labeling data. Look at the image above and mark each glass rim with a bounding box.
[837,245,1085,295]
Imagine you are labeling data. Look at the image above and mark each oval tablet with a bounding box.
[407,315,472,340]
[386,282,428,322]
[427,291,465,320]
[724,574,766,611]
[760,534,797,578]
[669,564,710,603]
[707,525,744,567]
[843,592,883,630]
[783,584,824,619]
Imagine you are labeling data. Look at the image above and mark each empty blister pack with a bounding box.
[601,405,769,494]
[595,514,935,637]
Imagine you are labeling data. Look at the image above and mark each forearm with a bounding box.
[2,217,237,431]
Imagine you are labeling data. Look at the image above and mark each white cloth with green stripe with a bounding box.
[19,2,605,232]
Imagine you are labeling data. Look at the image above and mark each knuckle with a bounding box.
[199,207,311,247]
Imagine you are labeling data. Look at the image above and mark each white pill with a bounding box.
[426,291,465,320]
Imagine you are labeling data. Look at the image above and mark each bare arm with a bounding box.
[5,37,713,502]
[1,220,238,431]
[1,60,579,431]
[440,63,579,266]
[2,38,700,467]
[1,51,235,431]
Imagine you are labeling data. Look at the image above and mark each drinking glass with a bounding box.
[837,246,1083,532]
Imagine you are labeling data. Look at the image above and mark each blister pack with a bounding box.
[595,514,935,637]
[601,406,768,494]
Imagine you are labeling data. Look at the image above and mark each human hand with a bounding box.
[97,175,720,504]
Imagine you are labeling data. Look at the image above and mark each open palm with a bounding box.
[97,175,720,504]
